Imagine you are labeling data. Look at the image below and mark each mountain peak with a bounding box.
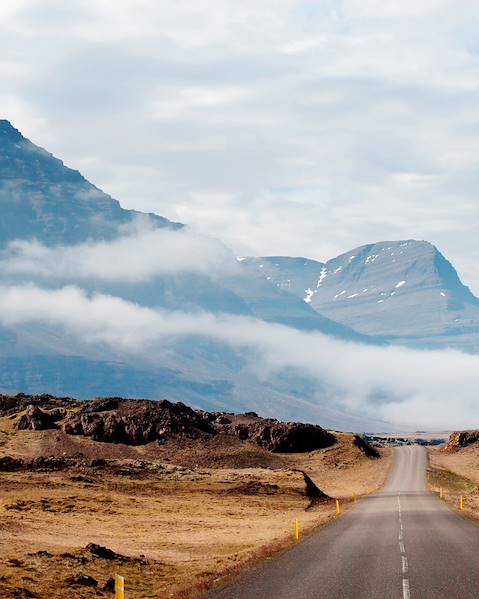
[247,240,479,351]
[0,119,23,140]
[0,121,181,245]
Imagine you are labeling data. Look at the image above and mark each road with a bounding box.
[206,445,479,599]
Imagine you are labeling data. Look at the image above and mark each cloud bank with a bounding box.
[0,225,235,282]
[1,281,478,430]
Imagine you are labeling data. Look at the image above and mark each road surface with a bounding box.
[206,445,479,599]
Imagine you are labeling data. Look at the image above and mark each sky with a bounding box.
[2,1,479,291]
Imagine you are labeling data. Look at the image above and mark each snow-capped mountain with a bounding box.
[242,257,326,304]
[247,241,479,352]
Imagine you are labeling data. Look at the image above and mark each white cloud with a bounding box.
[0,281,478,430]
[0,223,235,282]
[152,86,252,122]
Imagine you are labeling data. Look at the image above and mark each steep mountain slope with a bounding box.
[242,257,326,304]
[0,120,179,244]
[248,241,479,351]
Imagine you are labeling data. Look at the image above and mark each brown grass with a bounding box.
[428,446,479,518]
[0,425,392,599]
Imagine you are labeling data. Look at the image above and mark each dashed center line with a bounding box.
[398,495,410,599]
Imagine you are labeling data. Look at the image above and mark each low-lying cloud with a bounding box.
[1,282,478,430]
[0,225,235,282]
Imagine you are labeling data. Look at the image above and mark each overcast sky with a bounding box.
[2,1,479,291]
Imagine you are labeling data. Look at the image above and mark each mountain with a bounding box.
[0,120,180,244]
[241,257,326,304]
[0,120,385,430]
[247,241,479,352]
[0,120,371,340]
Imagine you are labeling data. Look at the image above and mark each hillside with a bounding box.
[246,241,479,352]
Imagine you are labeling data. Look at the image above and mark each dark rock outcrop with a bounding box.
[0,456,83,472]
[300,470,331,508]
[0,394,75,417]
[0,456,24,471]
[61,398,215,445]
[85,544,123,561]
[228,420,335,453]
[2,393,337,454]
[445,430,479,452]
[352,435,380,458]
[15,405,65,431]
[65,574,98,587]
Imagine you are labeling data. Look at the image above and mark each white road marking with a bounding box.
[397,474,412,599]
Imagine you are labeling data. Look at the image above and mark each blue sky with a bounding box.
[2,0,479,291]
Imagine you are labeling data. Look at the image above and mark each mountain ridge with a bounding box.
[246,239,479,352]
[0,119,181,245]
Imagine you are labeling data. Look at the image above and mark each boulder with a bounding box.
[65,574,98,587]
[15,405,64,431]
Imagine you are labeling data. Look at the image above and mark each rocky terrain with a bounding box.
[0,393,390,599]
[443,430,479,452]
[2,393,336,453]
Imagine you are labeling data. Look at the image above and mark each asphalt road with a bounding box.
[206,445,479,599]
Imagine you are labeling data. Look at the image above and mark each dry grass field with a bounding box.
[428,444,479,517]
[0,419,392,599]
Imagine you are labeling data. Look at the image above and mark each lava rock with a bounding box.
[15,405,64,431]
[445,430,479,451]
[0,456,24,471]
[231,421,335,453]
[65,574,98,587]
[62,399,215,445]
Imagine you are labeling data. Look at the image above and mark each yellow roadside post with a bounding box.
[335,499,341,515]
[115,574,125,599]
[439,487,444,499]
[460,496,464,510]
[294,518,300,543]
